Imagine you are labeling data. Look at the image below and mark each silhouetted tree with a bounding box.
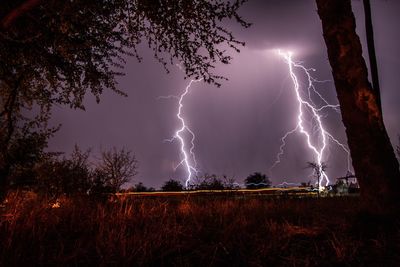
[0,0,249,197]
[131,182,154,192]
[195,174,225,190]
[7,128,56,188]
[94,147,138,192]
[161,179,184,192]
[244,172,271,189]
[306,161,327,197]
[0,95,57,197]
[316,0,400,212]
[221,175,240,190]
[34,146,92,196]
[306,162,327,185]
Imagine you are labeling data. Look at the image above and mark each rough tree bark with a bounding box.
[316,0,400,212]
[363,0,382,113]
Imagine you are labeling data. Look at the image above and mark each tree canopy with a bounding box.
[244,172,271,189]
[0,0,249,109]
[0,0,249,196]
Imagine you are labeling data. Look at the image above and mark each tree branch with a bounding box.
[3,78,21,149]
[1,0,43,29]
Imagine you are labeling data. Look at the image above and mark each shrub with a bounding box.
[244,172,271,189]
[34,146,91,196]
[161,179,184,191]
[195,174,225,190]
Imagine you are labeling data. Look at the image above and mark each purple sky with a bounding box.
[48,0,400,188]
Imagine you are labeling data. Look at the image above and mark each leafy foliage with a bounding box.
[0,0,249,193]
[34,146,92,196]
[244,172,271,189]
[0,0,249,109]
[19,146,139,196]
[7,130,53,182]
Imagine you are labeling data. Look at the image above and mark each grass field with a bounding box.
[1,190,399,266]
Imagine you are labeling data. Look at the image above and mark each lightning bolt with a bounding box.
[270,50,351,190]
[161,79,202,188]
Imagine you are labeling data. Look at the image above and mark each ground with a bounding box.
[0,190,399,266]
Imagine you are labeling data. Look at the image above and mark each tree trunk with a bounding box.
[0,76,22,200]
[363,0,382,113]
[316,0,400,213]
[0,167,10,201]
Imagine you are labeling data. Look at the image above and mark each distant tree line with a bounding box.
[1,0,399,214]
[6,136,275,194]
[122,182,156,193]
[0,0,249,199]
[8,145,138,197]
[160,172,272,192]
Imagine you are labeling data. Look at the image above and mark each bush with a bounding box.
[195,174,225,190]
[31,146,139,196]
[7,131,53,189]
[161,179,184,191]
[244,172,271,189]
[122,183,155,193]
[34,146,91,196]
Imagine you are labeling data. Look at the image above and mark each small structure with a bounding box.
[334,172,359,194]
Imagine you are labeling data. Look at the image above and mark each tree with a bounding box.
[0,0,250,197]
[6,127,56,188]
[0,85,57,197]
[244,172,271,189]
[161,179,184,192]
[132,182,154,192]
[221,175,240,190]
[363,0,381,112]
[397,136,400,159]
[34,145,92,196]
[306,162,327,186]
[195,173,225,190]
[316,0,400,211]
[306,161,327,197]
[94,147,138,192]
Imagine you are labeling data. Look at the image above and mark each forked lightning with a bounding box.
[271,50,351,190]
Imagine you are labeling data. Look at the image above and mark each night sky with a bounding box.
[48,0,400,188]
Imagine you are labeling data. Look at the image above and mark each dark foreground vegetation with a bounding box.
[1,191,399,266]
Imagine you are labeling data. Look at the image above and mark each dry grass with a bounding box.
[0,191,399,266]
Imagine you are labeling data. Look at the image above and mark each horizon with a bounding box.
[47,0,400,188]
